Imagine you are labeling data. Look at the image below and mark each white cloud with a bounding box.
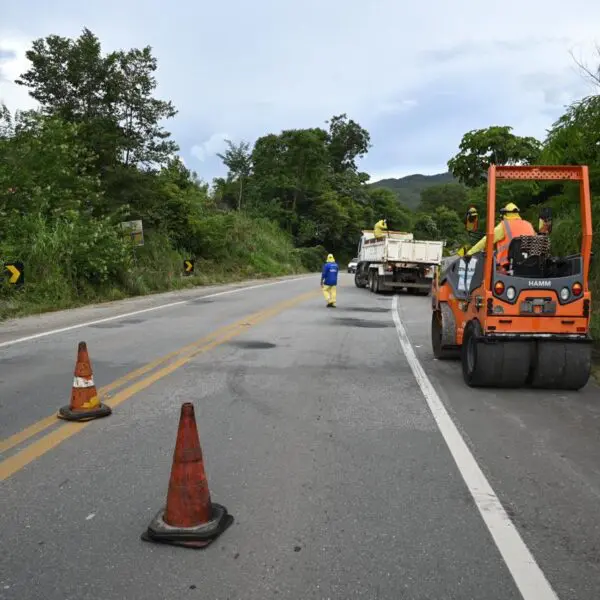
[0,35,38,112]
[372,99,418,116]
[190,133,230,163]
[1,0,599,178]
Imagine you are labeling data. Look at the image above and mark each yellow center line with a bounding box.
[0,290,318,481]
[0,318,247,454]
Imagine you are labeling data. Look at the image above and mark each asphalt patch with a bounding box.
[189,297,216,305]
[89,317,146,329]
[332,317,392,329]
[229,341,277,349]
[0,354,33,366]
[343,307,391,314]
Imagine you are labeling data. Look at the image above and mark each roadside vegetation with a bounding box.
[0,28,407,319]
[1,28,598,348]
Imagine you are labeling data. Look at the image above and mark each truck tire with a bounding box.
[354,266,367,288]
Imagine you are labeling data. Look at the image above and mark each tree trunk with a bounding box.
[238,176,243,211]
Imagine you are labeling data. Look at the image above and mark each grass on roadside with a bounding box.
[0,214,317,321]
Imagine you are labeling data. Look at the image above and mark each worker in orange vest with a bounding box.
[466,202,535,271]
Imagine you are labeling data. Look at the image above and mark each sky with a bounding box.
[1,0,599,185]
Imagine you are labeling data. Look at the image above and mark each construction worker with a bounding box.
[466,202,535,271]
[321,253,339,308]
[374,218,388,238]
[465,206,479,232]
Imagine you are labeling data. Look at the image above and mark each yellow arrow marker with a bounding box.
[184,261,193,272]
[6,265,21,284]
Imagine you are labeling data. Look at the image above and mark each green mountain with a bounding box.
[368,171,458,210]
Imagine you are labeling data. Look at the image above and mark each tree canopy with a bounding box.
[1,26,598,338]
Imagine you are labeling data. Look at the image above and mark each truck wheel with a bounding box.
[354,269,366,288]
[374,273,380,294]
[530,342,591,390]
[431,305,460,360]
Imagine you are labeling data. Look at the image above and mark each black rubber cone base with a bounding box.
[141,502,234,549]
[57,403,112,422]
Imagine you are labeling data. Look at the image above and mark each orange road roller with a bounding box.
[431,165,594,390]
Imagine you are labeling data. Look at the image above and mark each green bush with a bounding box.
[292,245,327,271]
[0,209,308,320]
[0,213,132,311]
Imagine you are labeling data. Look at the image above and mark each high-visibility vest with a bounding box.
[495,218,536,267]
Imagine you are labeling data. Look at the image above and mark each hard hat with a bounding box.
[467,206,478,214]
[500,202,520,214]
[327,254,335,262]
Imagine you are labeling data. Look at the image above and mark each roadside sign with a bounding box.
[184,260,194,275]
[3,261,24,287]
[120,220,144,246]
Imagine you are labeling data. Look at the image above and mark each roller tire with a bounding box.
[461,321,531,388]
[530,341,592,390]
[431,305,460,360]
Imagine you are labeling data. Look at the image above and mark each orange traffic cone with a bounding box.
[141,402,233,548]
[57,341,112,422]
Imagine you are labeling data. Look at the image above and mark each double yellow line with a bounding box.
[0,290,317,481]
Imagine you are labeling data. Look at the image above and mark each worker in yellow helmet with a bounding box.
[466,202,535,271]
[321,253,339,307]
[465,206,479,232]
[374,218,388,239]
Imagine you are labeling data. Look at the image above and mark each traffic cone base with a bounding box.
[57,403,112,422]
[142,402,233,550]
[141,502,234,549]
[57,341,112,422]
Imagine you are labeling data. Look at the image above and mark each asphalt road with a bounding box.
[1,274,599,600]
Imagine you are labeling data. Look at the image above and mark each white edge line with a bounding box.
[391,295,559,600]
[0,276,312,349]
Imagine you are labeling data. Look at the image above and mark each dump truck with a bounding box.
[431,164,593,390]
[354,230,445,294]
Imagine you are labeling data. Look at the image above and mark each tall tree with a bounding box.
[217,139,252,210]
[15,28,178,171]
[113,46,178,167]
[326,113,371,174]
[447,126,542,187]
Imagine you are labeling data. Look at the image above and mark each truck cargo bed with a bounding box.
[361,237,444,264]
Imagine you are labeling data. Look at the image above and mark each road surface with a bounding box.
[1,274,599,600]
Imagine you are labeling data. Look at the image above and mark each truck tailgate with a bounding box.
[390,240,444,264]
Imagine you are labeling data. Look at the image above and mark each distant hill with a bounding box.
[369,171,458,210]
